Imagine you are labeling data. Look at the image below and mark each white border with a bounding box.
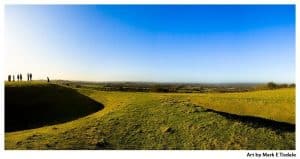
[0,1,298,159]
[0,0,5,155]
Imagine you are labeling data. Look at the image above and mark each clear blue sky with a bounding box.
[5,5,295,83]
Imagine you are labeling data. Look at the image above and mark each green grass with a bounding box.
[5,83,295,150]
[189,88,295,124]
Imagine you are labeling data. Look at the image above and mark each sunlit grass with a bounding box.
[5,83,295,150]
[188,88,295,124]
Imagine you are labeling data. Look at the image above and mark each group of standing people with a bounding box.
[7,73,32,82]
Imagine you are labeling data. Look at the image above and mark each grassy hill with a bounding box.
[5,81,103,132]
[5,82,295,149]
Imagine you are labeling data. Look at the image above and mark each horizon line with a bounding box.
[9,79,294,84]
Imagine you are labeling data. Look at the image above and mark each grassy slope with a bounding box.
[189,88,295,124]
[5,81,103,132]
[5,84,295,150]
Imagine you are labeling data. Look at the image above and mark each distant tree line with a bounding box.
[59,81,252,93]
[58,81,295,93]
[266,82,295,89]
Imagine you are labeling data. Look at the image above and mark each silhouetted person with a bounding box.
[47,77,50,83]
[13,75,15,82]
[30,73,32,81]
[17,74,19,81]
[27,73,29,81]
[20,74,22,81]
[8,75,11,82]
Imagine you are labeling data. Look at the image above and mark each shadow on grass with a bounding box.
[5,84,104,132]
[204,108,295,132]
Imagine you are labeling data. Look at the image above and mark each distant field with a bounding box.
[5,82,295,149]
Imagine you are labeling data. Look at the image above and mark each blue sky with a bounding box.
[5,5,295,83]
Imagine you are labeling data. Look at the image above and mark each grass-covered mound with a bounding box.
[5,88,295,150]
[5,82,103,132]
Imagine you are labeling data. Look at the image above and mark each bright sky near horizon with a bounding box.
[5,5,295,83]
